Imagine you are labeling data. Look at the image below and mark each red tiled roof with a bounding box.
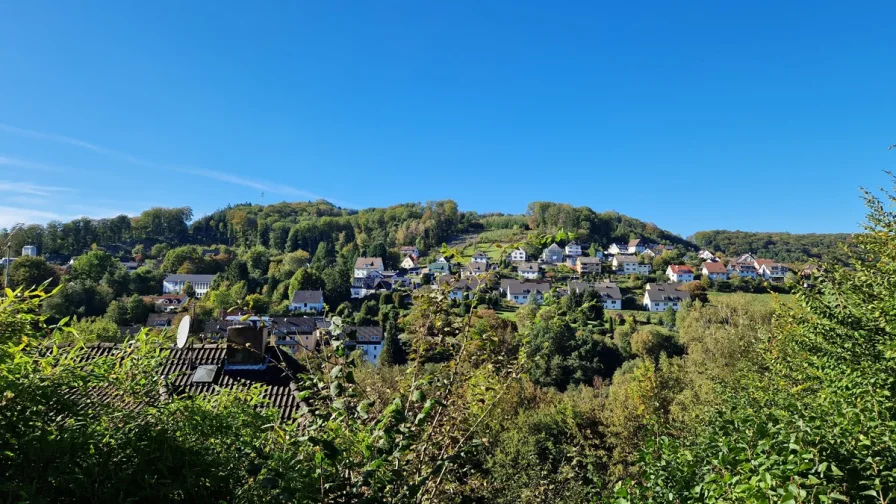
[668,265,693,274]
[702,261,727,274]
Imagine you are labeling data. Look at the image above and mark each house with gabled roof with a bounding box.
[568,281,623,310]
[510,248,527,262]
[666,265,694,283]
[756,260,788,282]
[354,257,384,278]
[517,261,542,280]
[701,261,728,281]
[400,255,418,269]
[643,283,691,312]
[399,246,419,258]
[607,242,628,255]
[289,290,324,313]
[428,261,452,276]
[627,239,646,254]
[500,279,552,305]
[541,243,564,264]
[438,275,483,301]
[613,254,651,274]
[163,274,216,299]
[470,251,489,264]
[575,256,602,275]
[463,261,492,278]
[564,242,582,257]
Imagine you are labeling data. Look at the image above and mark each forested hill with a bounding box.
[691,230,853,264]
[1,200,693,259]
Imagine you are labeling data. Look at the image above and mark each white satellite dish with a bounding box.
[176,315,192,349]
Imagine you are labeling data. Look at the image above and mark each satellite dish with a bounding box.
[177,315,191,348]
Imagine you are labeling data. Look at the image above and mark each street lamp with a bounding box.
[3,223,24,290]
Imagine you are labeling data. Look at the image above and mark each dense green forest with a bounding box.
[1,200,692,259]
[691,230,853,264]
[0,184,894,502]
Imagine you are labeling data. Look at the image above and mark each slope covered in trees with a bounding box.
[1,199,692,260]
[1,182,894,501]
[691,229,852,263]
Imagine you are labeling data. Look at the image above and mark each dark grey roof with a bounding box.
[518,262,540,273]
[346,325,383,342]
[439,275,482,292]
[613,254,637,263]
[577,257,601,264]
[355,257,384,270]
[466,262,489,273]
[290,290,323,305]
[545,243,562,252]
[568,281,621,300]
[644,283,691,303]
[500,279,552,296]
[164,274,216,283]
[63,342,304,421]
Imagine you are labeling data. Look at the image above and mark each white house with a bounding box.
[613,255,651,275]
[701,261,728,281]
[500,279,551,305]
[348,326,384,366]
[607,243,627,255]
[728,262,759,279]
[564,242,582,257]
[510,248,527,262]
[517,262,541,280]
[666,265,694,283]
[643,283,692,312]
[354,257,384,278]
[400,255,418,269]
[627,239,646,254]
[698,250,716,261]
[462,261,490,277]
[439,275,482,301]
[756,260,788,281]
[399,246,419,257]
[290,290,325,313]
[470,251,489,264]
[21,245,37,257]
[568,281,622,310]
[162,274,216,299]
[541,243,564,264]
[351,276,392,299]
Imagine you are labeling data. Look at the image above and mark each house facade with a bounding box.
[400,255,418,269]
[666,265,694,283]
[347,326,384,366]
[21,245,37,257]
[428,262,451,276]
[541,243,564,264]
[613,255,651,274]
[290,290,325,313]
[757,261,788,281]
[470,251,489,264]
[627,239,646,254]
[463,261,490,277]
[568,281,622,310]
[510,248,527,262]
[575,257,602,275]
[517,262,541,280]
[354,257,385,278]
[607,243,627,255]
[500,279,551,305]
[643,283,692,312]
[399,246,419,257]
[698,250,716,261]
[162,274,216,298]
[564,242,582,257]
[701,261,728,281]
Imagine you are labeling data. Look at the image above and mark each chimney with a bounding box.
[225,325,266,367]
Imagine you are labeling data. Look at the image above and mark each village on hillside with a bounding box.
[3,236,806,371]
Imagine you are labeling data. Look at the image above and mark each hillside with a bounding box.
[1,200,695,260]
[691,230,853,264]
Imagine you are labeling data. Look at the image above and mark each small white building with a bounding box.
[162,274,216,299]
[564,242,582,257]
[400,255,418,269]
[613,255,651,275]
[643,283,692,312]
[607,243,628,255]
[701,261,728,281]
[627,239,646,254]
[21,245,37,257]
[510,248,527,262]
[290,290,325,313]
[470,251,489,264]
[500,279,551,305]
[517,262,541,280]
[697,250,716,261]
[541,243,564,264]
[666,265,694,283]
[354,257,385,278]
[757,261,788,282]
[348,326,384,366]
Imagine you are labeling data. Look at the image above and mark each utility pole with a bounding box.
[3,223,23,291]
[261,191,265,206]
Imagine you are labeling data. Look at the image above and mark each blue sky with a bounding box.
[0,1,894,236]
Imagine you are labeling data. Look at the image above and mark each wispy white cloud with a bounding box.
[0,155,66,172]
[0,180,71,196]
[0,206,64,229]
[0,122,345,204]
